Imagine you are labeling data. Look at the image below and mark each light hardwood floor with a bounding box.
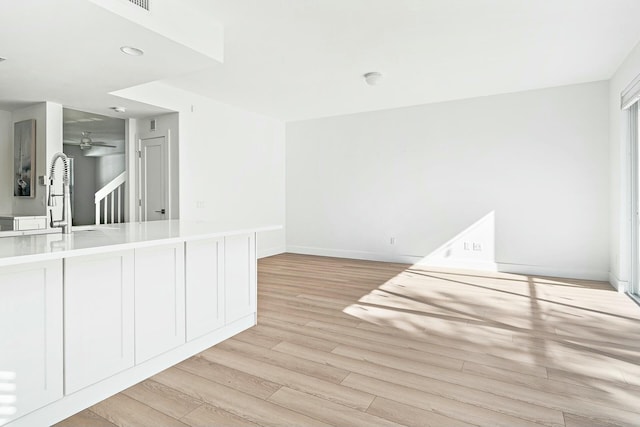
[57,253,640,427]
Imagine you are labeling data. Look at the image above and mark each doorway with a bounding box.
[62,108,125,226]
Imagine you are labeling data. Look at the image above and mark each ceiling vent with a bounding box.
[127,0,149,11]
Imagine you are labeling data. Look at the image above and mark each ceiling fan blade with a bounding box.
[91,142,117,148]
[63,141,82,146]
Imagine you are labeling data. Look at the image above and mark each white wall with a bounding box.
[113,82,286,257]
[11,103,47,216]
[45,102,64,223]
[96,154,125,188]
[125,118,136,222]
[11,102,64,216]
[609,41,640,291]
[0,103,63,219]
[287,81,610,280]
[0,110,12,213]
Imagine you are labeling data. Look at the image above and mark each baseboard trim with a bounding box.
[286,245,609,282]
[496,262,609,282]
[287,245,413,264]
[609,272,629,292]
[258,245,286,259]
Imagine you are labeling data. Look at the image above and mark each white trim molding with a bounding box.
[287,245,404,263]
[609,272,629,293]
[258,245,286,259]
[621,72,640,110]
[495,262,609,283]
[286,246,608,282]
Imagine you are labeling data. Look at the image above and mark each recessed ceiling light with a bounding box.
[364,71,383,86]
[120,46,144,56]
[110,106,127,113]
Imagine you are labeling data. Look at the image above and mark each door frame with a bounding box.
[137,130,172,222]
[629,104,640,297]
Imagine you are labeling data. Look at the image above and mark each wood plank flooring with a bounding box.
[57,253,640,427]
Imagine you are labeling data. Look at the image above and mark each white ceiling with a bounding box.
[166,0,640,121]
[63,108,125,156]
[0,0,218,118]
[2,1,640,122]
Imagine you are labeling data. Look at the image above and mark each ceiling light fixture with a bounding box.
[110,106,127,113]
[364,71,382,86]
[120,46,144,56]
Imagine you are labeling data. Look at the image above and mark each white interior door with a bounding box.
[140,136,168,221]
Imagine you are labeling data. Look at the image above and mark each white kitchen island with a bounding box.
[0,220,280,427]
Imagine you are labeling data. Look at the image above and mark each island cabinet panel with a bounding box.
[0,260,63,423]
[64,251,135,394]
[185,238,225,341]
[224,233,257,323]
[0,221,271,427]
[134,243,186,363]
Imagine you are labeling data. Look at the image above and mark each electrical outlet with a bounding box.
[390,237,396,245]
[473,243,482,251]
[463,242,470,250]
[196,201,206,209]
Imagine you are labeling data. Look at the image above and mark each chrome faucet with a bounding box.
[48,152,72,234]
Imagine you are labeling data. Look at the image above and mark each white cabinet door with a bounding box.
[225,233,256,324]
[0,260,63,423]
[185,238,224,341]
[64,251,135,394]
[134,243,185,363]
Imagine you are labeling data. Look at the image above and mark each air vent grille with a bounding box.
[127,0,149,11]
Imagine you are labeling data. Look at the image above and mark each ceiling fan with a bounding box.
[63,131,116,150]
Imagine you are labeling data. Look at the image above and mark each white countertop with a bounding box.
[0,220,281,267]
[0,214,48,219]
